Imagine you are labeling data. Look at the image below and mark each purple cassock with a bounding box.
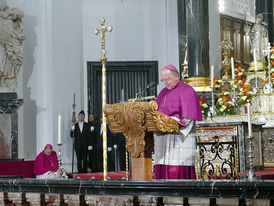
[154,80,202,180]
[34,151,58,175]
[156,80,202,121]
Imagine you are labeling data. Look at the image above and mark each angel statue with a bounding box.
[250,14,269,62]
[0,5,25,92]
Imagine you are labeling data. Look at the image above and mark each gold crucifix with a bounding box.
[94,17,113,181]
[94,17,113,66]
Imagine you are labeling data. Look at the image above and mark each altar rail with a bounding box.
[0,178,273,205]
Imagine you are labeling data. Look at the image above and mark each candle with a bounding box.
[58,114,62,144]
[231,57,235,80]
[211,65,214,89]
[247,103,252,137]
[253,49,258,72]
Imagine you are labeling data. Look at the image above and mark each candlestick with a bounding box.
[58,114,62,144]
[56,142,68,179]
[247,103,252,137]
[247,103,255,181]
[231,57,235,81]
[211,65,214,89]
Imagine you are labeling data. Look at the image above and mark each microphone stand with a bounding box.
[136,83,156,101]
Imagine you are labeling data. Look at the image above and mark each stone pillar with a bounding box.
[185,0,210,91]
[177,0,187,74]
[0,93,23,160]
[256,0,273,45]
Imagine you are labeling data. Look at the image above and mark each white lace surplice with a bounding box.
[154,119,196,166]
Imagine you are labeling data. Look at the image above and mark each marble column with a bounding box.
[256,0,273,45]
[177,0,187,74]
[185,0,210,91]
[0,93,23,160]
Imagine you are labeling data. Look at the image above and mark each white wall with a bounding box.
[7,0,179,172]
[82,0,179,106]
[7,0,83,171]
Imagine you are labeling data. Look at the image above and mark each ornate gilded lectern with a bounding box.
[104,101,179,181]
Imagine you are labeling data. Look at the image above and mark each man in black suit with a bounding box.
[70,111,94,173]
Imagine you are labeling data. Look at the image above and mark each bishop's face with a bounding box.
[44,148,53,156]
[161,69,179,90]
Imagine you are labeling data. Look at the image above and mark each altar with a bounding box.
[204,93,274,169]
[196,121,264,179]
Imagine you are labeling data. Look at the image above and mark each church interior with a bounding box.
[0,0,274,205]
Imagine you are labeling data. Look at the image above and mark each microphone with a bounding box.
[142,82,156,94]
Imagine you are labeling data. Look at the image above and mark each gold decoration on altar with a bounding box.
[220,34,233,81]
[248,61,267,72]
[104,101,179,158]
[185,77,211,92]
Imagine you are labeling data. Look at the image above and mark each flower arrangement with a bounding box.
[199,97,209,118]
[213,76,223,91]
[232,63,253,106]
[262,47,274,89]
[237,84,252,106]
[233,64,247,91]
[216,89,235,115]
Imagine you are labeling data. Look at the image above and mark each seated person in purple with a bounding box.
[34,144,58,179]
[154,64,202,179]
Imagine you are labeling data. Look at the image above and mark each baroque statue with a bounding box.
[0,4,25,92]
[250,14,268,62]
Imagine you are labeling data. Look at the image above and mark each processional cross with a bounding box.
[94,18,113,181]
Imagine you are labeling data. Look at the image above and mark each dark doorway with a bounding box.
[87,61,158,172]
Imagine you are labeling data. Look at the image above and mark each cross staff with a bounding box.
[94,18,113,181]
[263,42,274,93]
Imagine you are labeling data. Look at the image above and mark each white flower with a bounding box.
[238,72,243,76]
[202,103,208,108]
[220,108,225,112]
[240,96,247,101]
[228,101,234,105]
[240,88,243,91]
[218,80,222,83]
[224,92,230,95]
[221,105,227,109]
[218,98,222,102]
